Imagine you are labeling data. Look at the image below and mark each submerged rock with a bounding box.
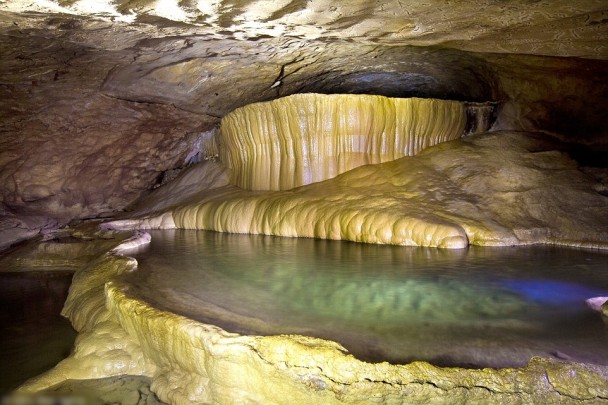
[15,235,608,404]
[586,296,608,313]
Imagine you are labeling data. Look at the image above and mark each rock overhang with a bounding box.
[0,1,607,246]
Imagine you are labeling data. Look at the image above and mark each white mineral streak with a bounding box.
[219,94,467,190]
[103,212,176,231]
[185,128,220,165]
[586,296,608,313]
[110,231,151,252]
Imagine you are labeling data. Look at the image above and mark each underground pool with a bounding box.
[122,229,608,369]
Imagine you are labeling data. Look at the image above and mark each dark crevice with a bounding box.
[567,145,608,168]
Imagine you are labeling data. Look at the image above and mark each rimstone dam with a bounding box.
[0,1,608,404]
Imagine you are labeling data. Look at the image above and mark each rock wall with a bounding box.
[4,0,606,59]
[0,15,219,249]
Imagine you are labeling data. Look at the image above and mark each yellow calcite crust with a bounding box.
[17,236,608,404]
[172,186,470,248]
[168,132,608,249]
[219,94,467,190]
[16,254,157,393]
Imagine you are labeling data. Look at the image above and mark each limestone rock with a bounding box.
[220,94,467,190]
[0,24,218,247]
[127,161,230,217]
[1,8,607,250]
[2,0,606,59]
[93,130,602,250]
[16,254,157,394]
[166,131,608,249]
[2,1,608,403]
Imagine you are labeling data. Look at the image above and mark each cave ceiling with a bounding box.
[3,0,607,58]
[0,0,607,248]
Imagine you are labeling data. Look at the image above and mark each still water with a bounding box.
[0,271,76,393]
[126,230,608,368]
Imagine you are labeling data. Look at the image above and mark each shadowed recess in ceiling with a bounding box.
[101,40,500,116]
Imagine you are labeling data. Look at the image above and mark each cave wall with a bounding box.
[485,54,608,146]
[0,1,607,249]
[0,14,220,247]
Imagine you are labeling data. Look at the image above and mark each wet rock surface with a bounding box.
[0,2,607,402]
[1,4,607,249]
[12,234,608,404]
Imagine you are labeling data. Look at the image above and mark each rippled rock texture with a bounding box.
[220,94,467,190]
[1,2,607,248]
[111,127,606,249]
[3,0,607,58]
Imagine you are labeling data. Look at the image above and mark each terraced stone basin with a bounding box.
[124,229,608,369]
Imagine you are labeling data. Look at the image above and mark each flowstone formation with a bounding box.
[2,0,608,403]
[219,94,467,190]
[111,95,608,250]
[168,131,608,248]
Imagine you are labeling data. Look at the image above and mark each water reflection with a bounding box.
[0,272,76,392]
[127,230,608,368]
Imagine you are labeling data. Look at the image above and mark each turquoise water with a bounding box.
[126,230,608,368]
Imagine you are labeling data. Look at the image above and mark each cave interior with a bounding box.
[1,0,608,403]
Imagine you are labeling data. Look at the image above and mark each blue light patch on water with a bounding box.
[500,279,608,306]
